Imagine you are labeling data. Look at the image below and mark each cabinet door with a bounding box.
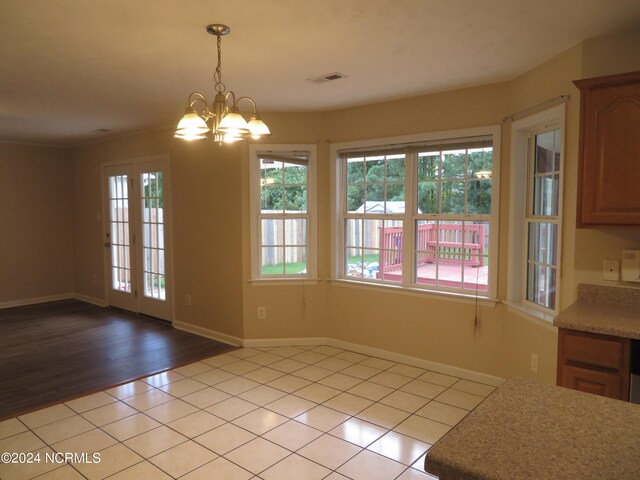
[575,71,640,226]
[561,365,622,399]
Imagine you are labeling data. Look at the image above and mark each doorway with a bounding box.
[102,157,173,321]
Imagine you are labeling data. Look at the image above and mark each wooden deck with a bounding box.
[380,263,489,291]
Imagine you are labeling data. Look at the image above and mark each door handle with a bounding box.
[104,242,111,247]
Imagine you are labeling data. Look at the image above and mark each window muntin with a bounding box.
[338,133,497,297]
[525,127,561,310]
[251,148,316,280]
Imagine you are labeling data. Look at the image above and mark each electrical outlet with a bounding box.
[531,353,539,373]
[603,259,620,281]
[185,294,191,306]
[257,307,267,319]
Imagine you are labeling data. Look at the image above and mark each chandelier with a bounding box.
[174,24,270,144]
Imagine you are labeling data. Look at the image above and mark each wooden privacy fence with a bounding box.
[261,217,306,265]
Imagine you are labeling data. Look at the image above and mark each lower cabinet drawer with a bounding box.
[561,330,625,370]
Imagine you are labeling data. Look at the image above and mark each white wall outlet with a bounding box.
[257,307,267,319]
[531,353,539,373]
[603,259,620,281]
[185,294,191,306]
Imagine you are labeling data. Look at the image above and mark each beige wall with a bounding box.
[4,27,640,384]
[0,143,74,304]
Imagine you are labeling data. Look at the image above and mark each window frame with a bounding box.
[331,126,501,301]
[507,104,565,321]
[249,144,318,284]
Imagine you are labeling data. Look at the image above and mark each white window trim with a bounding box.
[249,144,318,284]
[506,104,565,322]
[330,126,501,301]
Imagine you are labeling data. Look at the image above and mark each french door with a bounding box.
[102,158,173,321]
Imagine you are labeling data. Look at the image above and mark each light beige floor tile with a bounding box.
[121,389,173,411]
[215,377,261,395]
[360,357,397,370]
[330,417,387,448]
[246,352,282,366]
[166,410,225,438]
[295,405,349,432]
[294,383,340,403]
[310,345,344,356]
[267,374,311,392]
[100,413,160,442]
[357,402,411,429]
[19,404,76,429]
[205,397,257,421]
[238,385,286,406]
[106,460,172,480]
[341,364,382,380]
[298,434,362,470]
[181,386,231,408]
[388,364,427,379]
[434,388,484,410]
[411,452,429,472]
[81,401,137,426]
[52,428,117,454]
[324,473,351,480]
[105,381,154,400]
[143,398,198,423]
[337,449,406,480]
[451,379,496,397]
[221,360,262,375]
[35,465,86,479]
[416,400,469,426]
[74,443,142,480]
[181,457,253,480]
[290,351,329,365]
[379,390,429,413]
[123,425,187,458]
[34,415,95,444]
[0,418,27,440]
[232,408,288,435]
[268,346,306,358]
[149,440,217,477]
[319,373,363,391]
[171,361,213,377]
[200,354,239,368]
[261,453,331,480]
[367,431,430,465]
[315,357,353,372]
[264,394,316,418]
[228,348,262,359]
[0,446,60,480]
[262,420,323,451]
[400,380,447,399]
[65,392,117,414]
[323,392,374,416]
[158,378,207,397]
[241,367,285,384]
[369,371,412,389]
[268,358,307,374]
[224,437,290,475]
[347,381,394,402]
[194,423,256,455]
[418,371,459,388]
[398,467,439,479]
[394,415,450,444]
[191,368,236,386]
[141,370,185,387]
[335,351,369,363]
[292,365,333,382]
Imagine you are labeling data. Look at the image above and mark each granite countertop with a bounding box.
[553,284,640,339]
[424,378,640,480]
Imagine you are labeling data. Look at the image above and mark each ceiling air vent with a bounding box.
[306,72,348,84]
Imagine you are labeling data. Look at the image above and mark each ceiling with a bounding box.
[1,0,639,146]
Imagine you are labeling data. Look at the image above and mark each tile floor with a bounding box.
[0,345,495,480]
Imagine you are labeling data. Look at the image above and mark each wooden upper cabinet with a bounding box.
[574,70,640,227]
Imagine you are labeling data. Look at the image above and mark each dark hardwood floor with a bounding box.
[0,300,236,420]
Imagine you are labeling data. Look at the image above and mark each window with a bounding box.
[507,104,564,318]
[335,127,500,298]
[249,144,317,282]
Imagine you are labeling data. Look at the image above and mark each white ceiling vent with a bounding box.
[306,72,348,84]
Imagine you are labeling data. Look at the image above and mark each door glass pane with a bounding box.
[141,171,166,301]
[109,175,131,293]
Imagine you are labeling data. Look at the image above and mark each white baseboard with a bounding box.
[173,320,243,347]
[243,337,329,348]
[0,293,75,310]
[74,293,108,307]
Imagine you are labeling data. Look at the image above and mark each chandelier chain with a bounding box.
[214,33,225,94]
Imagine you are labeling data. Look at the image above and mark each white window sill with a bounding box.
[248,278,321,286]
[503,300,558,330]
[330,278,498,307]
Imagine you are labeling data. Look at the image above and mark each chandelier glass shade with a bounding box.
[174,24,270,144]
